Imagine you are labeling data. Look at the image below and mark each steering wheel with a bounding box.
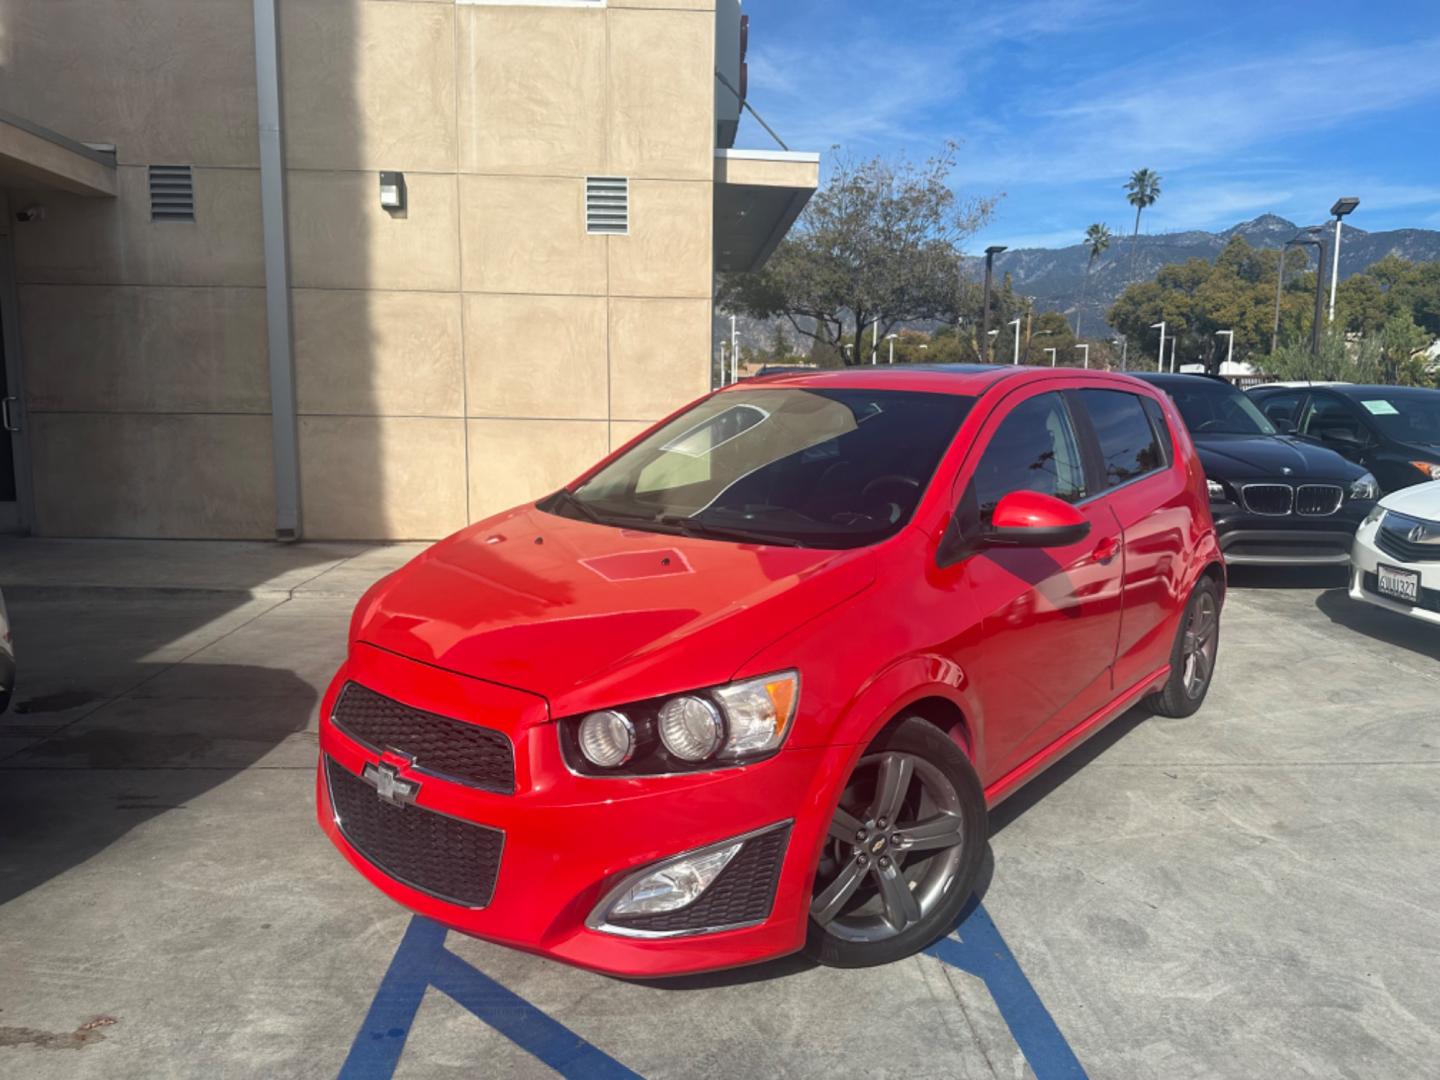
[861,475,921,502]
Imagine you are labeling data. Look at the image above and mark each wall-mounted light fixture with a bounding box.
[379,171,406,212]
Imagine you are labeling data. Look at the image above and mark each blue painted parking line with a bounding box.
[927,901,1089,1080]
[343,903,1083,1080]
[337,916,641,1080]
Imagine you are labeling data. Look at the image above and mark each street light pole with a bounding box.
[871,316,880,365]
[981,245,1007,362]
[1044,347,1057,366]
[1215,329,1233,372]
[1150,321,1166,371]
[1310,236,1328,357]
[886,333,898,364]
[1008,318,1021,364]
[1328,197,1360,324]
[1076,343,1090,369]
[718,341,727,386]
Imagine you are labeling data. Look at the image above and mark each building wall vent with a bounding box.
[149,165,195,222]
[585,176,629,235]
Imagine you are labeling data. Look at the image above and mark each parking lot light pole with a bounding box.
[1309,235,1328,357]
[1216,329,1234,371]
[886,333,898,364]
[1075,343,1090,369]
[871,316,881,365]
[1328,197,1360,324]
[1008,318,1021,363]
[1044,347,1057,366]
[981,245,1007,361]
[1150,321,1166,371]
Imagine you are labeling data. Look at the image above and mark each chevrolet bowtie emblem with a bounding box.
[361,761,419,808]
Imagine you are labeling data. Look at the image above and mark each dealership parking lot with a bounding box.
[1,541,1438,1079]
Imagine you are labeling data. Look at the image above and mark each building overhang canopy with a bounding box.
[714,149,819,274]
[0,110,117,197]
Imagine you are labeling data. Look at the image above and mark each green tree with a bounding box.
[718,144,997,365]
[1263,332,1383,383]
[1380,312,1432,385]
[1076,223,1113,338]
[1124,168,1162,282]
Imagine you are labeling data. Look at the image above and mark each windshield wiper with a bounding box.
[549,488,604,523]
[655,514,804,548]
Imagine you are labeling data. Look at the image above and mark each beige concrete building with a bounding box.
[0,0,816,540]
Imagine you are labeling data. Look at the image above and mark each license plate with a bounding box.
[1376,562,1420,604]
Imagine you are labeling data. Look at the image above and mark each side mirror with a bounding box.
[983,491,1091,548]
[1271,417,1297,435]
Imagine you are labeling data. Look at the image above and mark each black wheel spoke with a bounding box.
[892,812,964,853]
[827,806,864,843]
[873,860,921,932]
[811,857,866,926]
[870,753,913,824]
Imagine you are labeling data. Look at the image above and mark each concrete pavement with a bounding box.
[1,543,1437,1078]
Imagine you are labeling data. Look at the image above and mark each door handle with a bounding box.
[1092,536,1120,565]
[0,397,17,433]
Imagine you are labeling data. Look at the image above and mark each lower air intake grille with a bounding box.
[326,755,503,908]
[607,825,790,934]
[332,683,515,794]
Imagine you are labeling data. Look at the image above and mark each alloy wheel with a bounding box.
[1181,591,1219,699]
[810,751,966,943]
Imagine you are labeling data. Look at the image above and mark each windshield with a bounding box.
[1353,391,1440,446]
[543,387,974,548]
[1164,381,1275,436]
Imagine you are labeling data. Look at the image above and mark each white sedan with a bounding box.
[1350,479,1440,626]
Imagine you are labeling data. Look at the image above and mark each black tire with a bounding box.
[1145,576,1221,719]
[804,716,987,968]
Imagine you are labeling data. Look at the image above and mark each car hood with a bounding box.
[1193,434,1365,482]
[353,505,876,712]
[1379,478,1440,520]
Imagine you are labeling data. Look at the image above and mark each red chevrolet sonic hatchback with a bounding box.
[318,365,1222,976]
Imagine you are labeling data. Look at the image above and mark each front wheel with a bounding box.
[804,717,986,968]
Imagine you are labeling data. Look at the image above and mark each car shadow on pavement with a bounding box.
[988,706,1150,838]
[0,663,315,906]
[1314,588,1440,663]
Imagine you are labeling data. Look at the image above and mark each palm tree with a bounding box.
[1076,222,1112,338]
[1124,168,1162,282]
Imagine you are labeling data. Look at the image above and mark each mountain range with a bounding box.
[963,214,1440,333]
[720,216,1440,353]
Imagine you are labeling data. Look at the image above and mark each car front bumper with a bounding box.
[315,645,850,977]
[1212,502,1369,566]
[1349,517,1440,626]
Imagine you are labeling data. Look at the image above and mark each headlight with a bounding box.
[1363,504,1387,527]
[1411,460,1440,481]
[1348,472,1380,502]
[1206,478,1228,502]
[559,670,800,776]
[577,710,635,768]
[658,696,724,761]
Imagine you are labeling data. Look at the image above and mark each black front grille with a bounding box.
[1295,484,1343,516]
[332,683,514,794]
[1376,513,1440,563]
[607,826,790,934]
[326,755,503,907]
[1242,484,1293,516]
[1362,572,1440,614]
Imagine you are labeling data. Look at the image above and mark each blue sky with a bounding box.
[735,0,1440,250]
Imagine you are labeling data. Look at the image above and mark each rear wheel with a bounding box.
[1146,576,1221,718]
[804,717,986,968]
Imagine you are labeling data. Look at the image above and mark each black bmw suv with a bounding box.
[1132,374,1378,565]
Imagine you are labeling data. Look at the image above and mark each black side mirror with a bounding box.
[1272,417,1297,435]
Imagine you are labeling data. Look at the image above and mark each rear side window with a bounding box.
[1139,396,1174,465]
[1077,389,1165,488]
[1256,391,1303,425]
[972,392,1088,522]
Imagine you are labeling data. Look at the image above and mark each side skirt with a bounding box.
[982,663,1170,808]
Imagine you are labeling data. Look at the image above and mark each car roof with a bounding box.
[1323,384,1440,399]
[1247,381,1351,392]
[736,364,1151,397]
[1129,372,1236,390]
